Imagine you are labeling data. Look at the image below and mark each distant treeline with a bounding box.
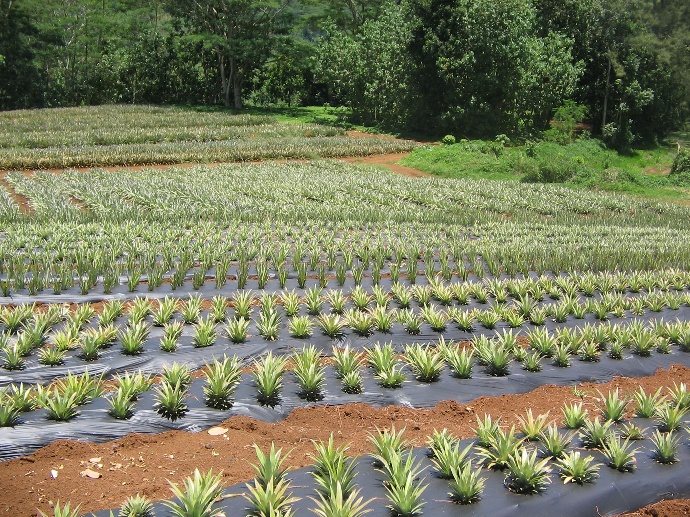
[1,0,688,143]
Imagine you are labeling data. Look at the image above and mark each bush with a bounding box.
[523,154,578,183]
[441,135,456,145]
[670,148,690,176]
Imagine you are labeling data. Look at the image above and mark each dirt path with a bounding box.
[2,364,689,517]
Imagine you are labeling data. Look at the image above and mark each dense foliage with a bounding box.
[1,0,688,141]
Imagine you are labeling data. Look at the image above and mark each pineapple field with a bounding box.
[1,106,690,516]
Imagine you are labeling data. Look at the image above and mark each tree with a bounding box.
[166,0,293,108]
[0,0,45,109]
[314,2,413,127]
[406,0,581,136]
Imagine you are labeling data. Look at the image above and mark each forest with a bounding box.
[1,0,689,144]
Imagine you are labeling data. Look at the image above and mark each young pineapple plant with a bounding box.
[108,389,136,420]
[438,339,473,379]
[556,451,600,485]
[181,295,203,324]
[293,345,326,401]
[38,501,81,517]
[281,289,302,317]
[256,309,281,341]
[518,409,551,441]
[288,315,314,339]
[160,320,184,352]
[379,449,428,517]
[404,343,444,382]
[253,352,288,407]
[539,424,574,459]
[655,403,688,432]
[448,462,485,505]
[367,341,406,389]
[204,355,243,410]
[311,434,358,501]
[562,401,588,429]
[118,494,155,517]
[232,289,254,320]
[602,435,639,472]
[504,448,551,494]
[477,425,524,471]
[318,313,347,338]
[428,430,473,479]
[192,316,217,348]
[151,296,178,326]
[599,389,628,422]
[650,430,680,464]
[153,379,188,421]
[40,387,79,421]
[119,321,150,355]
[579,418,614,449]
[162,362,192,390]
[310,483,372,517]
[346,309,375,337]
[0,399,19,427]
[163,468,224,517]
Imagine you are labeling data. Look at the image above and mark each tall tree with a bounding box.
[166,0,293,108]
[406,0,581,136]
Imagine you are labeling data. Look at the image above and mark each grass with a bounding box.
[401,135,690,203]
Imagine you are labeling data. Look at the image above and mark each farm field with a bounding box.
[2,106,690,517]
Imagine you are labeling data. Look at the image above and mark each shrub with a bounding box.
[441,135,456,145]
[670,148,690,176]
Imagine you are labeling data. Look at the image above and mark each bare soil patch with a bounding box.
[2,364,689,517]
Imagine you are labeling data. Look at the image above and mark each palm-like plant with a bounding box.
[448,462,485,505]
[404,343,444,382]
[293,345,326,401]
[288,315,314,338]
[38,501,81,517]
[192,316,217,348]
[477,425,524,470]
[650,430,680,464]
[253,352,287,406]
[562,401,588,429]
[310,483,372,517]
[204,355,242,410]
[118,494,155,517]
[556,451,600,485]
[256,309,281,341]
[633,387,665,418]
[601,435,638,472]
[579,417,614,449]
[438,339,473,379]
[120,321,150,355]
[518,409,551,441]
[504,448,551,494]
[599,389,628,422]
[163,468,224,517]
[311,435,358,500]
[152,296,178,326]
[153,380,188,421]
[332,345,363,379]
[318,313,347,338]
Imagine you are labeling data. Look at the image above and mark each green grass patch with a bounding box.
[401,136,690,202]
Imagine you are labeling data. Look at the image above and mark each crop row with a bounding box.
[4,162,688,227]
[0,137,418,170]
[36,396,690,517]
[3,310,690,421]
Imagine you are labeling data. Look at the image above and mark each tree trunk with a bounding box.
[602,55,611,130]
[229,56,242,109]
[218,51,231,108]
